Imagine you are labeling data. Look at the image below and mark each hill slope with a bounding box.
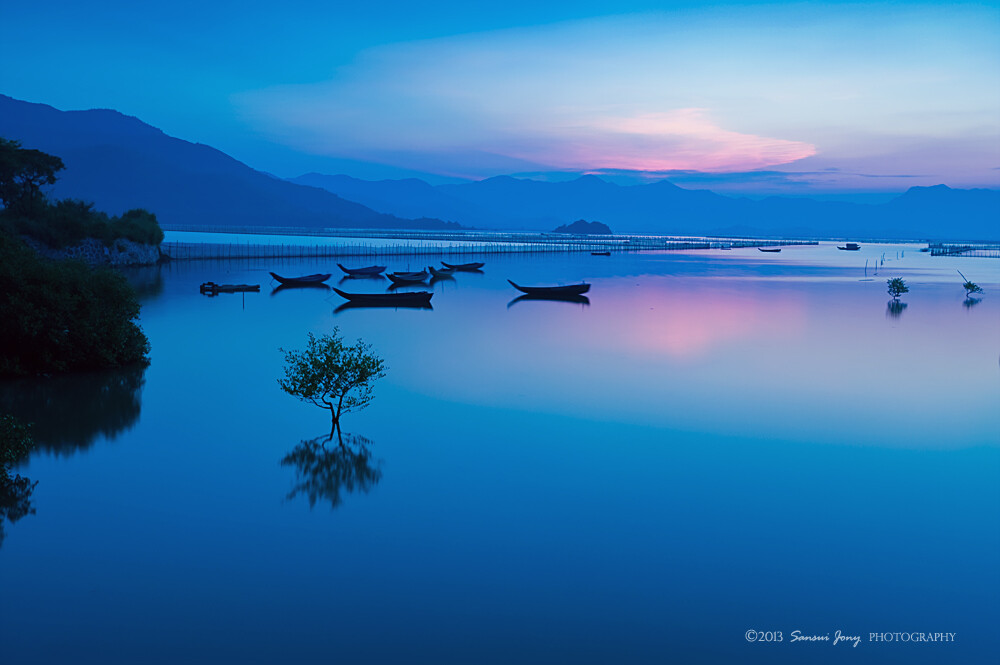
[0,95,458,230]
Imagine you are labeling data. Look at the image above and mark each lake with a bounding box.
[2,242,998,664]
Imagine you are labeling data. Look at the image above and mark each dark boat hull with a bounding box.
[269,272,331,285]
[591,251,611,256]
[200,282,260,295]
[507,279,590,296]
[428,266,455,278]
[333,288,432,306]
[757,248,782,252]
[441,261,485,271]
[337,264,387,276]
[387,271,429,284]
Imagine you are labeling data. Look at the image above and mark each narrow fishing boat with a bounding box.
[757,247,782,253]
[837,243,861,251]
[387,270,429,284]
[507,279,590,296]
[337,263,387,276]
[200,282,260,294]
[591,251,611,256]
[441,261,485,271]
[428,266,456,278]
[268,272,331,285]
[333,288,432,306]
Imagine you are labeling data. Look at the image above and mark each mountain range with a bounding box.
[0,95,458,231]
[1,94,996,240]
[293,173,1000,240]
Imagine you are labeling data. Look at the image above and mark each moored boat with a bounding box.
[333,288,433,306]
[200,282,260,294]
[837,243,861,251]
[757,247,782,253]
[507,279,590,296]
[441,261,485,271]
[591,251,611,256]
[337,263,387,276]
[387,270,429,284]
[269,272,331,285]
[428,266,456,278]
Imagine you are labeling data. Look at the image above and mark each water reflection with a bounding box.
[270,283,331,296]
[337,275,386,285]
[334,302,433,313]
[0,365,146,455]
[886,300,908,318]
[963,297,982,309]
[120,265,165,302]
[507,294,591,308]
[281,433,382,510]
[0,474,36,548]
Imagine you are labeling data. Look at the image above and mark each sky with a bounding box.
[2,1,999,195]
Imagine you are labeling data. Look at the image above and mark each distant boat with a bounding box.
[757,247,782,253]
[337,263,387,276]
[507,279,591,296]
[719,243,732,250]
[333,288,432,306]
[269,272,331,285]
[837,243,861,251]
[428,266,455,278]
[591,251,611,256]
[441,261,485,271]
[200,282,260,295]
[387,270,429,284]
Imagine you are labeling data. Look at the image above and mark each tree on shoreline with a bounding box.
[279,331,386,437]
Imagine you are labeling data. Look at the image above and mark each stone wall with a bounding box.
[23,237,163,267]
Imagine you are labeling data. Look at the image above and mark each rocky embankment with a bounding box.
[23,237,164,266]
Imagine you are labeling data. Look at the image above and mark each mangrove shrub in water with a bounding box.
[279,330,386,436]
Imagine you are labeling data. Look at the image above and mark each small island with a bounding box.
[552,219,613,235]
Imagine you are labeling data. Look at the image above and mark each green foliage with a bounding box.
[0,414,33,484]
[1,199,164,249]
[0,138,64,217]
[0,137,163,248]
[279,330,386,435]
[962,281,983,296]
[0,231,150,376]
[886,277,909,300]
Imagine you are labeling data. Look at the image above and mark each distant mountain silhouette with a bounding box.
[0,95,459,230]
[553,220,613,234]
[298,172,1000,241]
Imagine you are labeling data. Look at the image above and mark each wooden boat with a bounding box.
[428,266,455,278]
[333,288,432,306]
[757,247,782,253]
[200,282,260,294]
[337,263,387,276]
[387,270,429,284]
[591,251,611,256]
[507,279,590,296]
[837,243,861,251]
[269,272,331,285]
[441,261,485,271]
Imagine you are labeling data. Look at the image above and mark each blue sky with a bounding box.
[3,1,998,193]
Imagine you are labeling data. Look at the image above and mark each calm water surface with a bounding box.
[2,243,998,664]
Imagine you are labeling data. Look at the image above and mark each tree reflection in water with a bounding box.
[886,300,908,319]
[0,473,36,548]
[281,433,382,510]
[0,365,146,455]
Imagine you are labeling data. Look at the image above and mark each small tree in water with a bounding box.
[958,271,983,298]
[886,278,909,301]
[279,330,386,437]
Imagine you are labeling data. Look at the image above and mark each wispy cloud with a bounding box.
[235,4,1000,186]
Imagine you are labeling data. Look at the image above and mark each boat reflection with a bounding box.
[270,282,331,296]
[507,294,591,309]
[281,433,382,510]
[0,364,147,456]
[338,274,386,285]
[334,301,433,313]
